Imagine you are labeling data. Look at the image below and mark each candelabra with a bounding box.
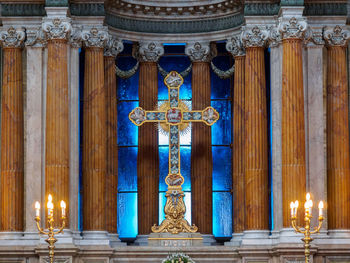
[290,193,324,263]
[35,194,66,263]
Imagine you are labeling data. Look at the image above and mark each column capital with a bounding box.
[25,27,47,47]
[82,27,108,49]
[42,17,72,41]
[268,26,282,47]
[104,36,124,57]
[185,41,217,62]
[0,27,25,48]
[133,41,164,62]
[226,36,245,57]
[324,25,350,47]
[278,17,307,40]
[241,26,269,48]
[304,27,325,47]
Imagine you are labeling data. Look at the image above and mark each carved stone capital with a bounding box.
[304,27,325,46]
[268,26,282,47]
[104,36,124,57]
[0,27,25,48]
[324,25,350,47]
[185,42,216,62]
[278,17,307,39]
[132,41,164,62]
[42,17,72,40]
[69,26,83,48]
[241,26,269,48]
[81,27,108,48]
[226,36,245,57]
[25,27,47,47]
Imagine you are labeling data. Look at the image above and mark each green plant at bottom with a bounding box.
[162,253,195,263]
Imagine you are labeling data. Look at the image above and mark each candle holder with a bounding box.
[35,194,66,263]
[290,193,324,263]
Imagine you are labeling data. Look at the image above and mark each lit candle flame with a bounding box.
[60,200,66,209]
[35,201,40,210]
[318,201,324,209]
[295,200,299,208]
[47,194,54,211]
[306,192,311,201]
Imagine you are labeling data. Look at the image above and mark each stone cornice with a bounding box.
[304,2,347,16]
[1,3,46,16]
[105,13,244,34]
[244,3,280,16]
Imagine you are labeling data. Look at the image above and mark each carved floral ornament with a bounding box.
[226,36,245,57]
[132,41,164,62]
[42,17,72,40]
[81,27,109,48]
[278,17,307,39]
[104,36,124,57]
[241,26,269,48]
[324,25,350,47]
[0,27,25,48]
[185,42,217,62]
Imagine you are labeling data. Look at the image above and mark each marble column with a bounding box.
[241,27,269,232]
[185,42,216,234]
[279,17,307,227]
[134,42,163,235]
[226,37,246,235]
[104,38,123,234]
[324,26,350,231]
[0,27,25,232]
[81,28,108,231]
[42,17,71,225]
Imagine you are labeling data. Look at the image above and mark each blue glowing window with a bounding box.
[117,192,138,238]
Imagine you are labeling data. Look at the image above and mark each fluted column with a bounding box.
[42,17,71,225]
[134,42,163,234]
[279,17,307,227]
[104,38,123,234]
[185,42,216,234]
[0,27,25,231]
[82,28,108,231]
[324,26,350,230]
[241,27,269,230]
[226,38,246,234]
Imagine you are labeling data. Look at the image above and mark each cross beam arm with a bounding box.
[129,107,166,126]
[182,106,219,126]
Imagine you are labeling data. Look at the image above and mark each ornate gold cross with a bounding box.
[129,71,219,234]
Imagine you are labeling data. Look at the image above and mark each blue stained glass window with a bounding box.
[117,56,139,100]
[212,146,232,191]
[213,192,232,237]
[117,192,138,238]
[117,101,138,146]
[211,100,232,145]
[158,56,192,100]
[159,146,169,192]
[118,147,138,192]
[211,55,232,100]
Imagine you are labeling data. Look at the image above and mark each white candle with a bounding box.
[294,200,299,217]
[35,201,40,217]
[60,200,66,217]
[318,201,324,216]
[47,194,54,216]
[290,202,294,217]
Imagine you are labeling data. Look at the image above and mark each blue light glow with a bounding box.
[117,192,138,238]
[213,192,232,237]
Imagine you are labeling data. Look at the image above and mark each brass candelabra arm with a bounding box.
[310,216,324,234]
[54,216,66,235]
[291,217,306,234]
[35,217,49,235]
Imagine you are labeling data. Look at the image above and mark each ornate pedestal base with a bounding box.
[148,232,203,247]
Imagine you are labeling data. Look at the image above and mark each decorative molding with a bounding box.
[278,17,307,40]
[324,25,350,47]
[268,26,282,47]
[241,26,269,48]
[42,17,72,40]
[45,0,69,7]
[105,13,244,34]
[81,27,108,48]
[226,35,245,57]
[210,62,234,79]
[0,27,25,48]
[280,0,304,6]
[115,61,139,79]
[69,26,83,48]
[104,36,124,57]
[304,27,325,46]
[106,0,241,19]
[25,27,47,47]
[132,42,164,62]
[158,63,192,79]
[0,4,46,16]
[244,3,280,16]
[70,3,105,16]
[304,3,347,16]
[185,42,217,62]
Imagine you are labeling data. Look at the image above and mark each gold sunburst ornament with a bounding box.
[129,71,219,234]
